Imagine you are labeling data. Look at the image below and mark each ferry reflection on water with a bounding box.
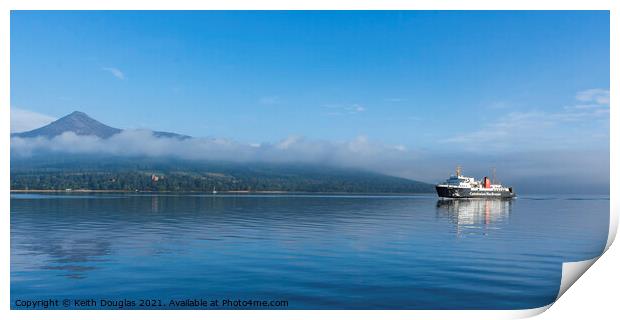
[436,198,513,236]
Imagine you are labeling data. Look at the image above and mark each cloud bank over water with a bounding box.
[10,128,609,194]
[10,130,419,174]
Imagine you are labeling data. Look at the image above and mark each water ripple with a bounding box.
[11,193,608,309]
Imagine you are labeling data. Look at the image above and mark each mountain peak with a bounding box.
[67,110,90,118]
[12,110,192,140]
[12,110,122,139]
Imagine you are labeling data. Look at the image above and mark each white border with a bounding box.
[0,1,616,319]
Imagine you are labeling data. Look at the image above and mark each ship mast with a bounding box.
[456,165,462,177]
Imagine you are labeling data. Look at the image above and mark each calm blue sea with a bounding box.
[10,193,609,309]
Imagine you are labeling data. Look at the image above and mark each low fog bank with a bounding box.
[10,130,609,195]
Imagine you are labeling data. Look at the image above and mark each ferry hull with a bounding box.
[436,185,514,199]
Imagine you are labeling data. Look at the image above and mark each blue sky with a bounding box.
[10,11,610,192]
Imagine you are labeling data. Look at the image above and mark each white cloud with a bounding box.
[443,89,610,151]
[10,130,415,174]
[102,67,125,80]
[10,107,57,133]
[564,88,609,114]
[352,104,365,113]
[576,88,609,105]
[276,135,301,150]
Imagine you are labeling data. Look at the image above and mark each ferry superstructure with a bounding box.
[435,166,515,199]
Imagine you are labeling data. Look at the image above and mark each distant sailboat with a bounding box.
[212,186,218,195]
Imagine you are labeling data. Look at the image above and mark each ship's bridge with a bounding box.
[444,175,476,187]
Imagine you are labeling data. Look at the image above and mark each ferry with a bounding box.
[436,166,515,199]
